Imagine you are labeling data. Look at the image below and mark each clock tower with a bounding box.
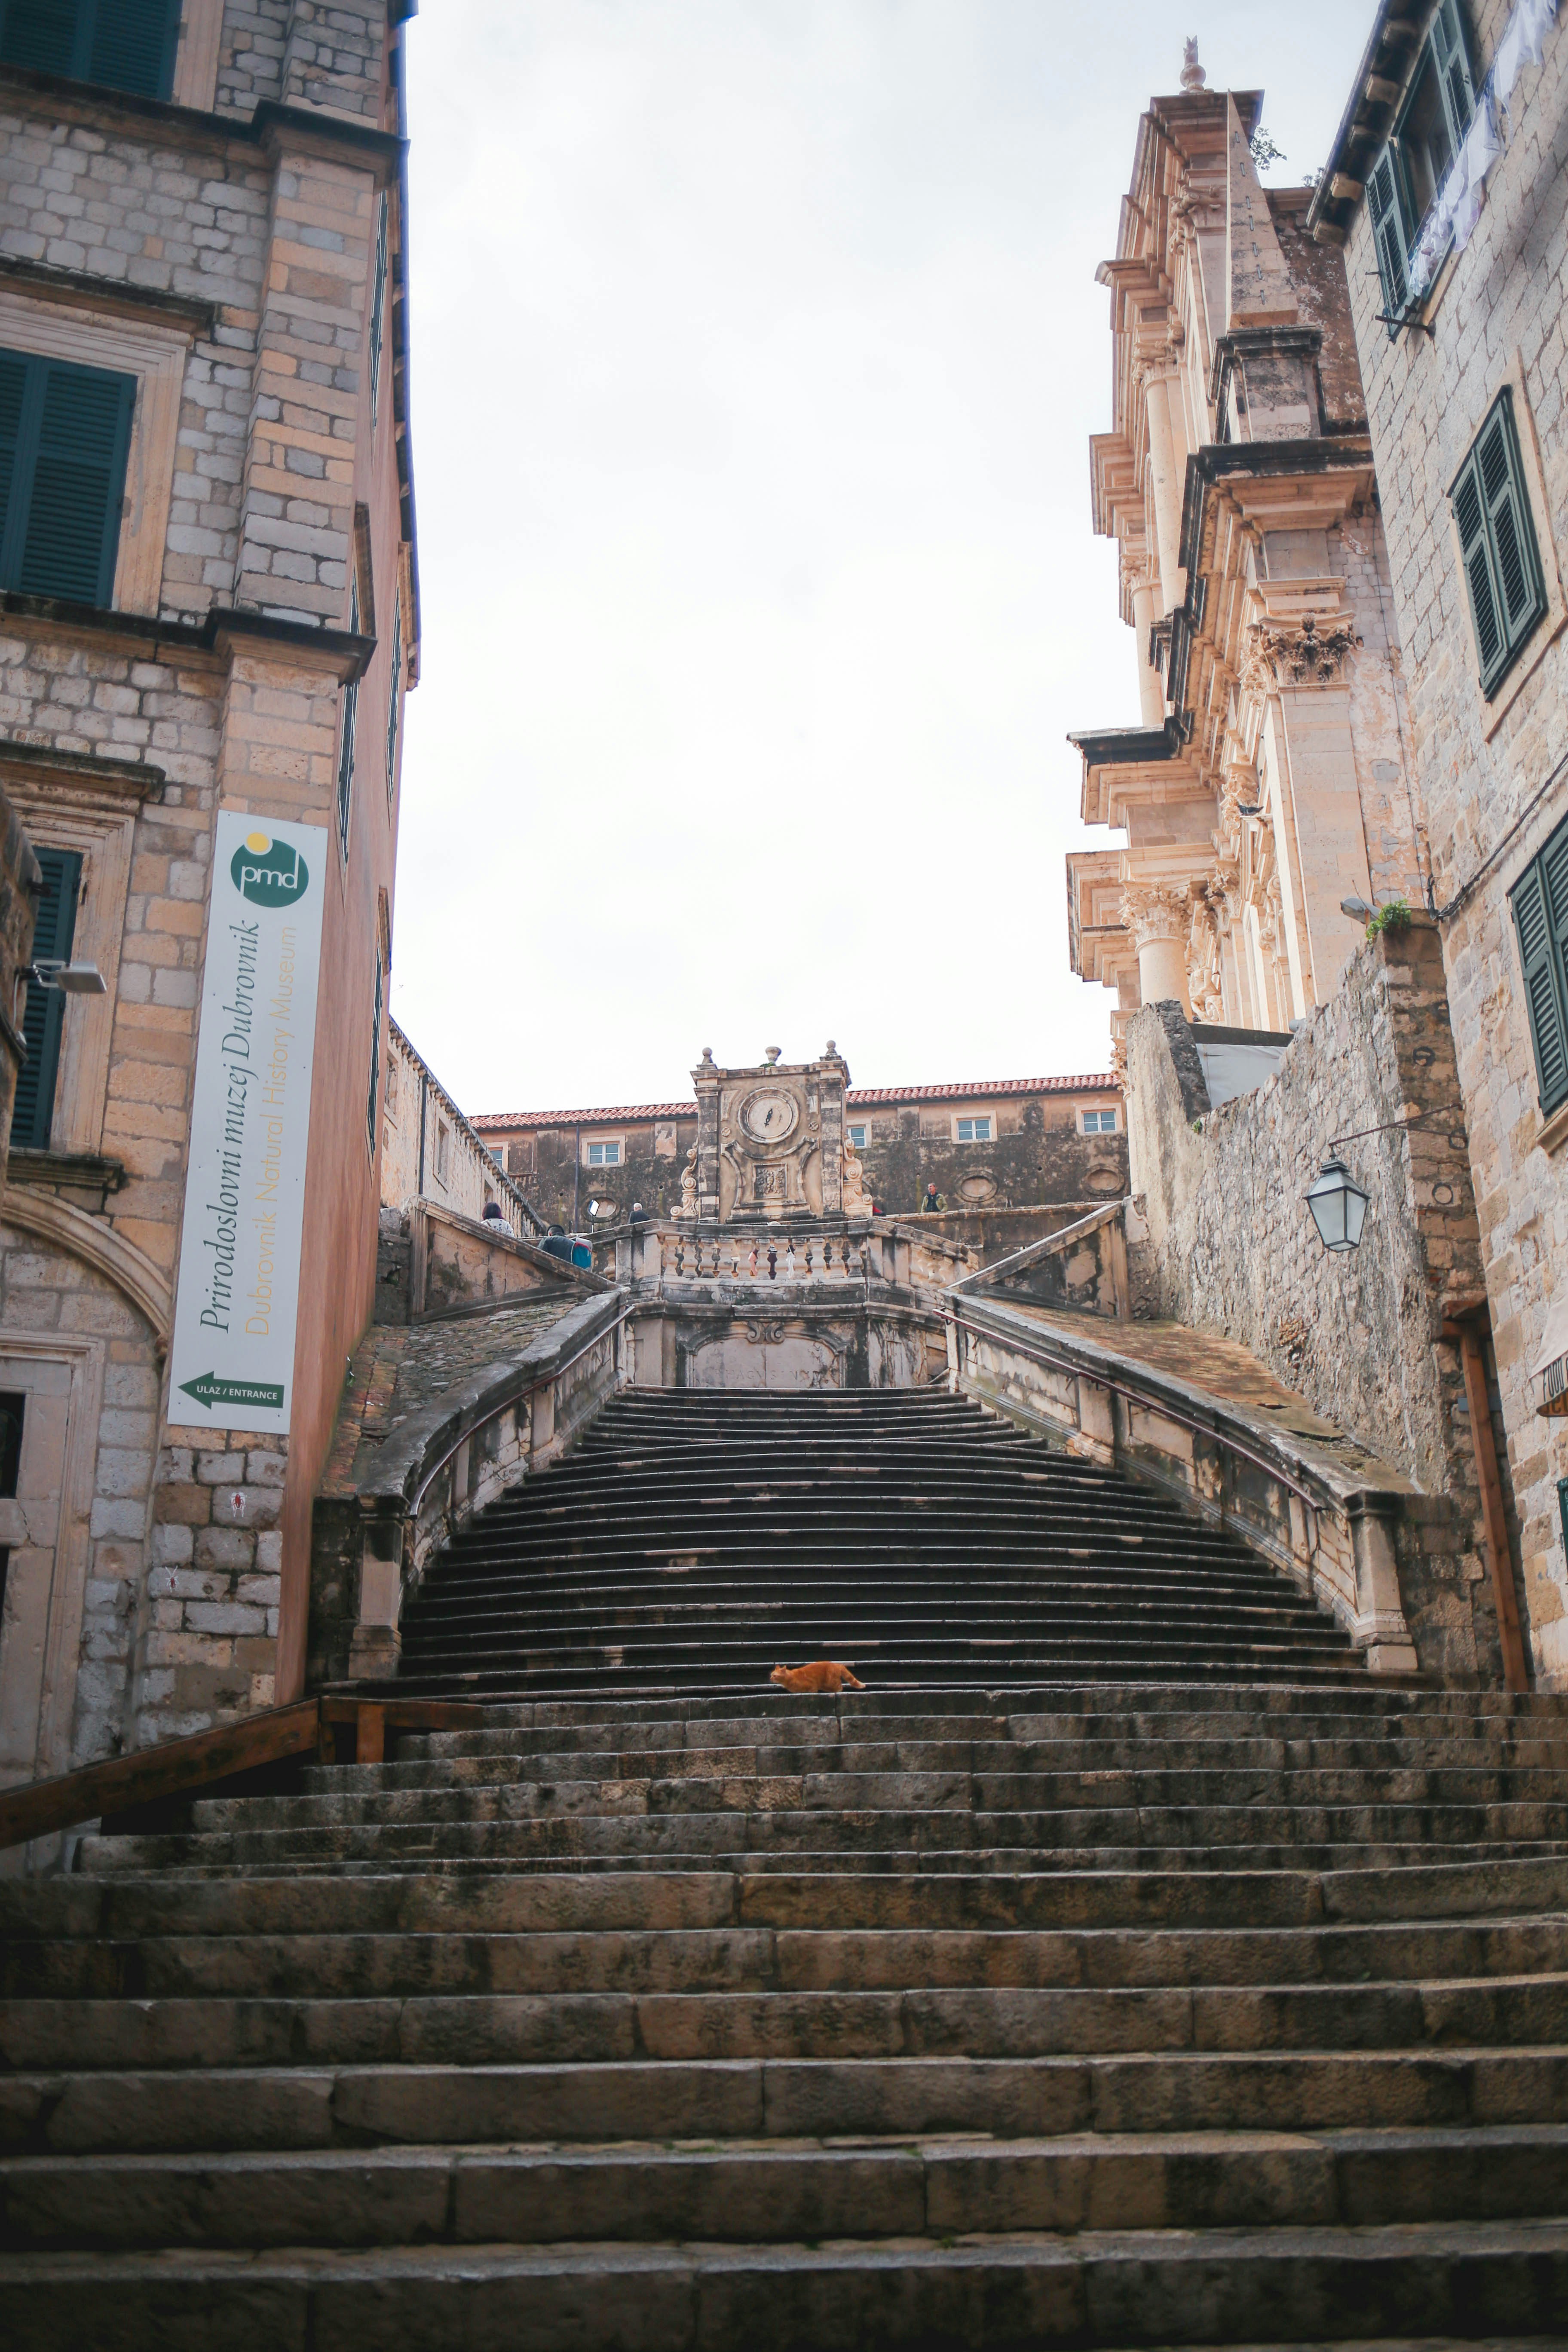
[687,1043,852,1222]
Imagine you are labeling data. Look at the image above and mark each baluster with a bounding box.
[748,1242,758,1278]
[675,1237,685,1278]
[767,1244,778,1281]
[804,1242,813,1279]
[785,1241,796,1280]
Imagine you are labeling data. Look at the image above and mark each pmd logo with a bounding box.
[230,831,308,908]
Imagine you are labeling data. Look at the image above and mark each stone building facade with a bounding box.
[1302,0,1568,1681]
[0,0,420,1804]
[476,1064,1127,1229]
[1066,54,1426,1068]
[380,1018,531,1232]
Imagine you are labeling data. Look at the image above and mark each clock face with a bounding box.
[738,1087,799,1145]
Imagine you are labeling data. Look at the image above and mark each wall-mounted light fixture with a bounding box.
[1304,1101,1467,1254]
[27,960,105,995]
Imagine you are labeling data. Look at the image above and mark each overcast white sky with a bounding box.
[392,1,1374,1116]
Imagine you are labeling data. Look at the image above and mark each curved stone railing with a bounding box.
[322,1291,631,1682]
[946,1289,1426,1673]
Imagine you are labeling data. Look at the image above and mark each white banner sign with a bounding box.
[168,814,327,1437]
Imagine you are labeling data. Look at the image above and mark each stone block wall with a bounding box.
[1125,913,1513,1682]
[1332,0,1568,1683]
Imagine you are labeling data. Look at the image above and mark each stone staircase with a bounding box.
[394,1388,1367,1695]
[6,1678,1568,2343]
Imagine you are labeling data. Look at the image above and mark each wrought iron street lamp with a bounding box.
[1304,1155,1369,1253]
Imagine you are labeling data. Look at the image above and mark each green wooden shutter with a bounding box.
[1430,0,1478,152]
[366,949,383,1153]
[1510,824,1568,1116]
[368,194,389,418]
[1452,445,1504,686]
[0,348,134,607]
[0,0,178,95]
[384,593,402,801]
[0,351,28,557]
[1477,396,1547,654]
[337,574,360,858]
[12,845,81,1152]
[1452,393,1548,696]
[0,0,80,77]
[17,358,134,603]
[1367,146,1411,329]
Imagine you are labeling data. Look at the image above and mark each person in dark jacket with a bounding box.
[542,1222,573,1262]
[922,1182,947,1213]
[628,1201,650,1225]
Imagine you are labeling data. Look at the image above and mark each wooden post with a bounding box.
[1458,1320,1528,1693]
[355,1703,386,1764]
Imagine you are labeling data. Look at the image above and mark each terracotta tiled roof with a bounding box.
[474,1074,1119,1131]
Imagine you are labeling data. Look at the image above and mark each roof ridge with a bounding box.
[473,1073,1120,1128]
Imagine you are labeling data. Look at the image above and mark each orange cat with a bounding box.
[770,1660,865,1693]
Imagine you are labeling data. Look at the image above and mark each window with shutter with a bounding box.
[1374,2,1479,327]
[0,0,179,98]
[1367,146,1412,329]
[385,593,402,805]
[337,574,360,860]
[1509,818,1568,1116]
[1451,390,1547,695]
[0,346,133,607]
[368,194,389,422]
[366,948,383,1154]
[12,845,82,1152]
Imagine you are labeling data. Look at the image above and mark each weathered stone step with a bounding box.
[291,1759,1568,1811]
[94,1789,1568,1856]
[8,2214,1568,2349]
[13,2044,1568,2153]
[9,1912,1568,2002]
[9,2120,1568,2252]
[6,1972,1567,2071]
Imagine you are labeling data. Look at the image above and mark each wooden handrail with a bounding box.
[0,1693,486,1851]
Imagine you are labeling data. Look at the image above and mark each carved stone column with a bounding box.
[1121,882,1193,1013]
[1142,374,1187,617]
[1130,571,1164,727]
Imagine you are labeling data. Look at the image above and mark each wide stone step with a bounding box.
[9,1914,1568,2002]
[9,2120,1568,2252]
[8,2214,1568,2350]
[7,1970,1568,2071]
[185,1772,1568,1829]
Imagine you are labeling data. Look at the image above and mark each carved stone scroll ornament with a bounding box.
[677,1145,698,1219]
[1186,896,1225,1024]
[1243,614,1363,690]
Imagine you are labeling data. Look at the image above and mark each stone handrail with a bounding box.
[606,1219,975,1294]
[342,1290,632,1680]
[946,1289,1423,1673]
[948,1197,1129,1311]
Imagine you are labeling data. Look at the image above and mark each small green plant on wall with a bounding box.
[1366,898,1411,938]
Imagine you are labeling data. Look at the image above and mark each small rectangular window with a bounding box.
[368,193,389,421]
[0,0,180,98]
[337,574,360,858]
[385,594,403,805]
[585,1139,621,1167]
[12,845,82,1151]
[956,1116,991,1143]
[1082,1109,1119,1133]
[365,949,383,1155]
[0,347,135,606]
[0,1389,23,1662]
[434,1120,450,1184]
[1509,814,1568,1116]
[846,1123,867,1150]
